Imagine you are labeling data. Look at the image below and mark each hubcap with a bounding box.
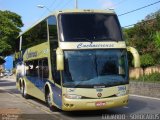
[47,93,52,106]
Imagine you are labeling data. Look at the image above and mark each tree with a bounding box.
[0,57,5,65]
[0,10,23,56]
[123,9,160,67]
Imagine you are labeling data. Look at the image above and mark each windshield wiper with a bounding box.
[72,81,87,88]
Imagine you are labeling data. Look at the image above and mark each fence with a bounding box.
[129,66,160,79]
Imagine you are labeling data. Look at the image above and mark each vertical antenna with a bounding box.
[75,0,78,9]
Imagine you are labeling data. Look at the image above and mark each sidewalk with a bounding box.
[0,75,16,81]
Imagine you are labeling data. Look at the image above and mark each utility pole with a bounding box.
[19,36,22,51]
[75,0,78,9]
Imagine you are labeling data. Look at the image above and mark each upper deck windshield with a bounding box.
[59,13,123,42]
[62,50,128,88]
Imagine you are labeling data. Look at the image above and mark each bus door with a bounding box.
[52,50,62,108]
[48,15,62,108]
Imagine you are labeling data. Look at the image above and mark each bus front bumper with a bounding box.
[62,95,129,111]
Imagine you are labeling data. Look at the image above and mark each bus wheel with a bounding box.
[20,81,23,94]
[22,81,29,99]
[45,91,54,111]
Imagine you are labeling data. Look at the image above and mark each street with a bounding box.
[0,77,160,120]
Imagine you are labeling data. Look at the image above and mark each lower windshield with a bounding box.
[62,50,128,88]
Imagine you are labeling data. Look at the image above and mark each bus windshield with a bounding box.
[59,13,123,42]
[62,50,128,88]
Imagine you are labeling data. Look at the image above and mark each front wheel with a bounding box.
[45,91,55,111]
[22,82,30,99]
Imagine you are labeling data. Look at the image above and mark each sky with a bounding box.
[0,0,160,32]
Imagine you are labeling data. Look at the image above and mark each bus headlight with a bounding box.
[64,94,82,99]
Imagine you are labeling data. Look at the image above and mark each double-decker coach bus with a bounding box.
[16,9,129,111]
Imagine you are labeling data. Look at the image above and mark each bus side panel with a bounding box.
[51,85,62,109]
[25,76,45,101]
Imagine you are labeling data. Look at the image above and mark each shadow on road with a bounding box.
[0,82,15,87]
[0,80,9,82]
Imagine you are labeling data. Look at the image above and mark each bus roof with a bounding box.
[19,9,115,37]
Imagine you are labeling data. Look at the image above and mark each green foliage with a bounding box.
[0,57,5,65]
[145,9,160,20]
[0,10,23,56]
[140,54,154,67]
[138,73,160,82]
[154,31,160,49]
[124,10,160,67]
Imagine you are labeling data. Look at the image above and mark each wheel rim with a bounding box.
[23,85,26,96]
[47,93,52,106]
[20,84,23,93]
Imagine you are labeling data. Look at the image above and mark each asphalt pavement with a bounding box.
[0,76,160,120]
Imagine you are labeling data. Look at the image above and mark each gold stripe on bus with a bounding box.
[59,42,126,50]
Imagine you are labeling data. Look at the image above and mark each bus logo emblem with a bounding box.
[97,93,102,98]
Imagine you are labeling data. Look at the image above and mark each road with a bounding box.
[0,77,160,120]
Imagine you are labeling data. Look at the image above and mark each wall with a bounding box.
[129,81,160,98]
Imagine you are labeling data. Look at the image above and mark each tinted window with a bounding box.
[39,58,49,79]
[52,51,61,85]
[22,20,48,50]
[62,50,128,88]
[26,60,38,77]
[48,16,60,85]
[48,16,58,41]
[50,48,61,85]
[26,58,49,79]
[59,13,123,42]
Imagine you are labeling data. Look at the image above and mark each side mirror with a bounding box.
[127,46,140,68]
[56,48,64,71]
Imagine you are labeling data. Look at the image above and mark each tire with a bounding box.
[22,81,30,99]
[45,91,55,111]
[20,81,23,94]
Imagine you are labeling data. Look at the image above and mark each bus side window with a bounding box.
[42,58,49,78]
[48,16,61,85]
[48,16,58,50]
[38,58,49,79]
[52,51,61,85]
[26,60,38,77]
[22,19,48,50]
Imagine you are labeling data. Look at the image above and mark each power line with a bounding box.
[38,0,57,19]
[49,0,58,10]
[118,0,160,17]
[122,18,157,28]
[51,0,63,10]
[114,0,128,8]
[122,24,135,28]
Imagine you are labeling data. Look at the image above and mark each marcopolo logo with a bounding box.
[26,50,38,59]
[77,43,114,48]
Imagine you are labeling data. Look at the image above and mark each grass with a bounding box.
[131,73,160,83]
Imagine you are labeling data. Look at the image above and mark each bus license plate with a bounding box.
[95,101,106,107]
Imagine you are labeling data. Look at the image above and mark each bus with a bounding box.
[16,9,129,111]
